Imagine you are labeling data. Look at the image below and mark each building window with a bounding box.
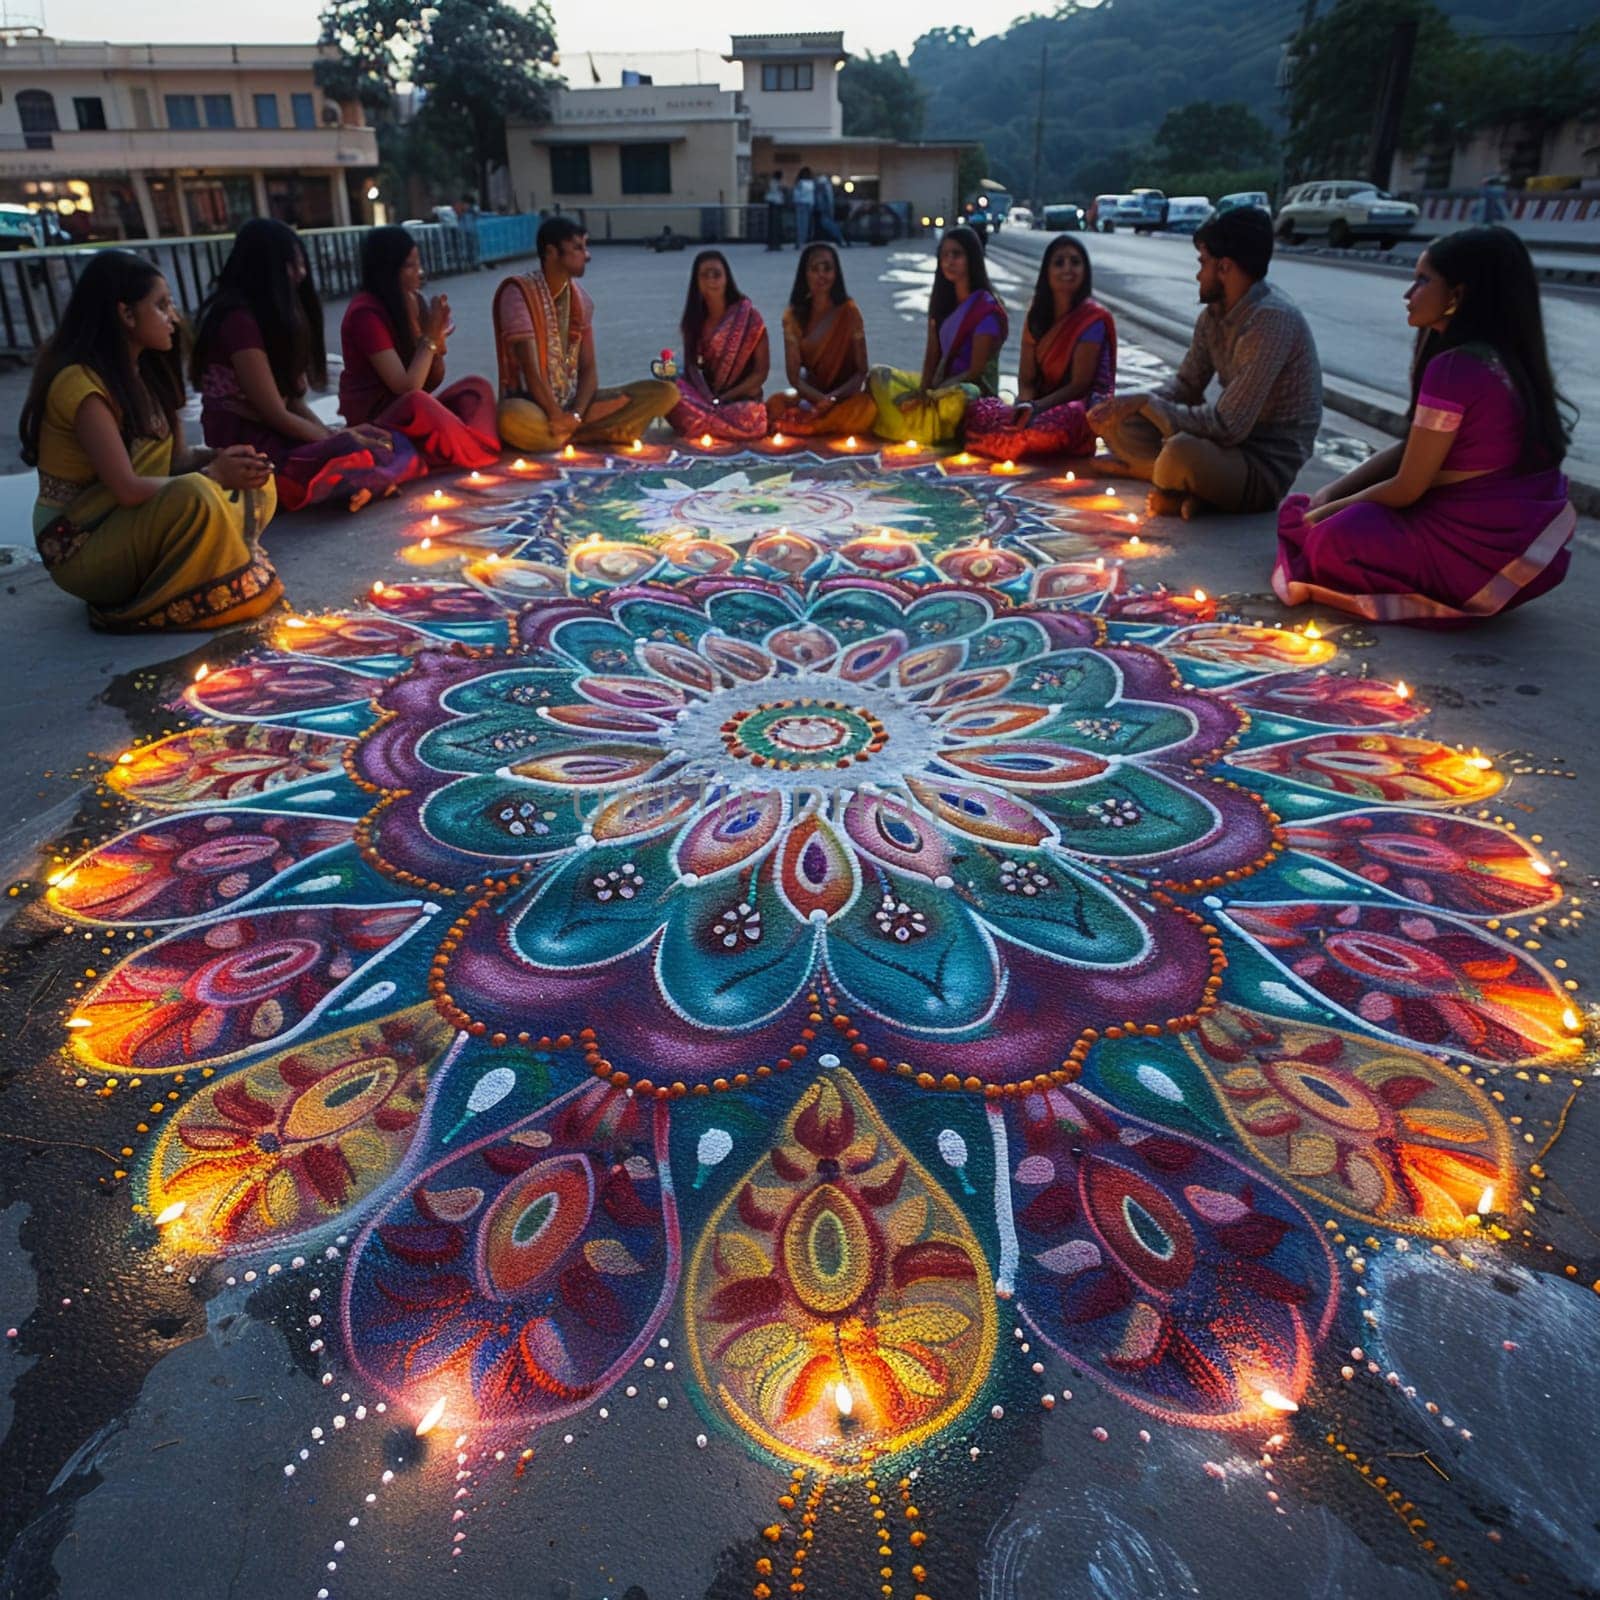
[549,144,592,196]
[16,89,59,150]
[203,94,236,129]
[619,142,671,195]
[760,63,814,92]
[254,93,280,128]
[73,96,107,131]
[165,94,200,130]
[290,92,316,130]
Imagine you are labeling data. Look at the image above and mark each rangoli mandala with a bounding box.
[20,446,1593,1596]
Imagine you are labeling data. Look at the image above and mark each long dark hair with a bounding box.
[359,224,419,363]
[1410,225,1574,470]
[190,217,326,395]
[788,242,849,315]
[19,249,183,467]
[928,225,993,324]
[1027,234,1092,339]
[679,249,746,361]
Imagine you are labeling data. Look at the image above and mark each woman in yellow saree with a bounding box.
[20,250,281,631]
[869,225,1007,444]
[766,243,878,438]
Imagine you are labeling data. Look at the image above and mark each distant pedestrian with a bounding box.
[1088,207,1321,518]
[765,170,786,251]
[811,170,848,247]
[792,166,815,250]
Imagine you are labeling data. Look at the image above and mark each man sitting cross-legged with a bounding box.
[1088,207,1322,519]
[494,216,677,453]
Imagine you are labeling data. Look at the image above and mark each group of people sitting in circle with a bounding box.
[20,204,1574,635]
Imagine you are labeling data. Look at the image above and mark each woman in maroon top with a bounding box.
[190,218,421,512]
[340,226,499,471]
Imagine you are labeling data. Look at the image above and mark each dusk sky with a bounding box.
[34,0,1001,61]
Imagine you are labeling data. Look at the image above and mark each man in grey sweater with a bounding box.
[1090,207,1322,518]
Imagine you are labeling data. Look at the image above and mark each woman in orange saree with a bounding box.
[766,243,877,438]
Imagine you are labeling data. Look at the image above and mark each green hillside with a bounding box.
[907,0,1597,199]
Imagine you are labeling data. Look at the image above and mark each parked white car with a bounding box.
[1164,196,1213,234]
[1006,205,1036,231]
[1275,180,1419,248]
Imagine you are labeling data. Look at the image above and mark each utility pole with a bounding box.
[1366,17,1419,189]
[1277,0,1319,197]
[1029,43,1048,210]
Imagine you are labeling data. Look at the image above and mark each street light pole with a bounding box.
[1029,42,1048,211]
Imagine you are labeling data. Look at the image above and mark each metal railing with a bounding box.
[543,199,913,247]
[0,215,542,358]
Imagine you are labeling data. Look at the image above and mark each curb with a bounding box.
[1275,240,1600,290]
[989,240,1600,519]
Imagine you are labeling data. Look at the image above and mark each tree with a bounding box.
[1283,0,1464,178]
[318,0,558,202]
[840,51,926,141]
[1154,102,1276,170]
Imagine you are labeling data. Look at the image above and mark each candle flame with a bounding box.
[430,513,441,528]
[771,433,785,446]
[1106,486,1117,497]
[371,580,386,596]
[1467,749,1492,770]
[117,751,135,764]
[284,616,307,629]
[194,663,210,682]
[1563,1007,1582,1032]
[431,489,444,503]
[906,439,919,451]
[469,471,481,481]
[1194,588,1207,602]
[420,537,432,550]
[415,1396,448,1437]
[1064,470,1076,482]
[154,1200,187,1226]
[66,1016,93,1029]
[834,1382,854,1418]
[1127,535,1142,548]
[1259,1388,1299,1413]
[953,452,974,466]
[1476,1185,1496,1215]
[845,435,858,448]
[1094,557,1105,571]
[1395,680,1410,699]
[1531,859,1552,877]
[513,457,528,470]
[1303,621,1322,639]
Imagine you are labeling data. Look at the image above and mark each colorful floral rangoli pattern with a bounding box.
[32,448,1588,1580]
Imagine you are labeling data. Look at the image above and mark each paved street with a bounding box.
[1,238,1597,1600]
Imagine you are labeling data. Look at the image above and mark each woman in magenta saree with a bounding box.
[967,234,1115,461]
[666,250,770,442]
[1276,226,1574,627]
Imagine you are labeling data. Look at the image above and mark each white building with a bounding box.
[0,35,378,239]
[506,31,966,241]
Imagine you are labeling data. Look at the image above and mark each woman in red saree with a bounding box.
[191,218,421,513]
[339,225,499,471]
[967,234,1115,461]
[766,243,877,438]
[666,251,770,442]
